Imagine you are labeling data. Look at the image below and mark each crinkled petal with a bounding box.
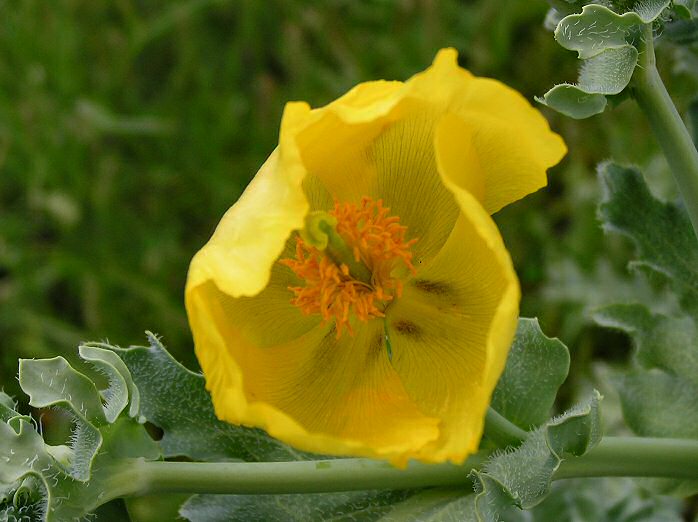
[408,48,567,213]
[187,282,439,464]
[386,195,520,463]
[187,102,311,298]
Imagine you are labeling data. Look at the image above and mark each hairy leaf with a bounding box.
[491,318,570,430]
[472,392,603,519]
[536,84,608,119]
[180,490,418,522]
[598,162,698,311]
[577,45,638,94]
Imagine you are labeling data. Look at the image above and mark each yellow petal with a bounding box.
[386,196,520,463]
[187,102,312,298]
[410,48,567,213]
[187,280,440,464]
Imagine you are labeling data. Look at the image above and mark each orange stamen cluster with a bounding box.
[280,197,417,337]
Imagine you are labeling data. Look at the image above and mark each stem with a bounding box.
[114,436,698,497]
[483,407,528,447]
[555,436,698,480]
[125,454,488,496]
[633,24,698,238]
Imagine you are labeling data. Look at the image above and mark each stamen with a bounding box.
[280,196,417,338]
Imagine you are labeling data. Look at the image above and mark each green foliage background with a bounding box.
[1,1,697,518]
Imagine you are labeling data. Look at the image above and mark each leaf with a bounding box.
[554,5,642,59]
[18,358,105,481]
[18,357,106,424]
[597,162,698,311]
[577,45,638,94]
[471,392,603,519]
[536,84,608,119]
[593,303,698,495]
[0,393,23,424]
[179,489,417,522]
[530,478,684,521]
[377,489,479,522]
[98,332,316,462]
[79,343,140,421]
[491,318,570,430]
[672,0,696,19]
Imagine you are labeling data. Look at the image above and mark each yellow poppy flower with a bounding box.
[185,48,566,466]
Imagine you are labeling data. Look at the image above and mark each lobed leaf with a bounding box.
[491,318,570,430]
[597,162,698,311]
[471,392,603,519]
[554,4,642,59]
[79,343,140,421]
[595,164,698,497]
[18,357,106,425]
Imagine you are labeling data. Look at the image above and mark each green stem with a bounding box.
[632,24,698,238]
[483,407,528,447]
[114,436,698,497]
[555,436,698,480]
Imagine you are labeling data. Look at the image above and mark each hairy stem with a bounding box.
[633,24,698,238]
[114,436,698,497]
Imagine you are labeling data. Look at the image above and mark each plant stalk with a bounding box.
[483,407,528,447]
[632,24,698,239]
[115,436,698,497]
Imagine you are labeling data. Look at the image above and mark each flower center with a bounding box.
[280,196,417,337]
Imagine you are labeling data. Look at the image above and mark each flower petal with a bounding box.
[385,194,520,463]
[187,102,312,298]
[187,280,440,464]
[408,48,567,213]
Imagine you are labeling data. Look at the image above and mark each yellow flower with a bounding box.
[185,48,566,466]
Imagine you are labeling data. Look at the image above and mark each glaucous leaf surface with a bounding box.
[491,318,570,430]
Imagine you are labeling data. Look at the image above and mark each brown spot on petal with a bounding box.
[412,279,454,296]
[393,320,422,339]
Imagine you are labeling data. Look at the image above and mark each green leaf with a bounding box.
[471,392,603,519]
[530,478,684,521]
[79,343,140,421]
[18,357,105,481]
[101,416,161,460]
[99,332,316,462]
[594,304,698,386]
[593,303,698,495]
[179,489,417,522]
[615,370,698,438]
[672,0,696,19]
[491,318,570,430]
[1,344,164,520]
[577,45,638,94]
[18,357,106,424]
[632,0,672,22]
[377,489,479,522]
[0,393,22,424]
[536,84,608,119]
[597,162,698,311]
[554,5,641,59]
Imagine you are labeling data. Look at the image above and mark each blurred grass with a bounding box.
[0,0,695,430]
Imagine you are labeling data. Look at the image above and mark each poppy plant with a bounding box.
[186,48,566,466]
